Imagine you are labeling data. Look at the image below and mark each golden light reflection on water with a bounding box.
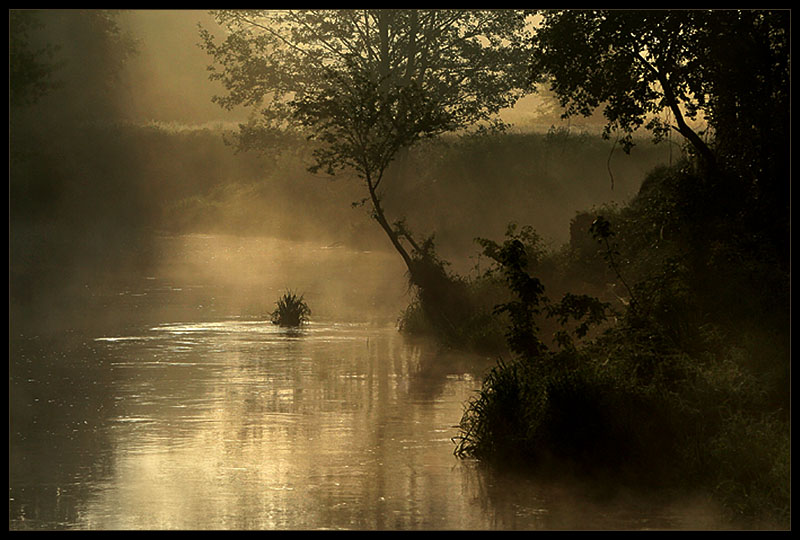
[11,316,735,530]
[10,231,739,530]
[73,321,499,530]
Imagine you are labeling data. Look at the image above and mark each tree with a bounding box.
[200,9,533,284]
[10,10,143,333]
[530,10,789,177]
[530,9,790,335]
[10,10,139,117]
[530,9,790,269]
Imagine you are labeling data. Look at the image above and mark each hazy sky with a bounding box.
[118,10,244,125]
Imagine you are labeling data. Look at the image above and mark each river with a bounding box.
[9,234,730,530]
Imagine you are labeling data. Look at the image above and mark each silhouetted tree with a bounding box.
[530,10,788,172]
[530,9,790,266]
[10,10,138,117]
[9,10,62,107]
[9,10,143,333]
[200,10,533,285]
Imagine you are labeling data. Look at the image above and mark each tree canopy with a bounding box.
[201,10,533,136]
[10,10,138,117]
[530,10,789,175]
[531,9,790,267]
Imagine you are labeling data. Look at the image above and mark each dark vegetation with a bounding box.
[10,10,150,335]
[446,161,789,527]
[270,291,312,327]
[423,11,789,528]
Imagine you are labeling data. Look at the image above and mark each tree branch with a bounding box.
[634,51,716,169]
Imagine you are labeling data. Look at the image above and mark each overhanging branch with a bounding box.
[634,51,716,169]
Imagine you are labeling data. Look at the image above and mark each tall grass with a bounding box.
[270,291,311,327]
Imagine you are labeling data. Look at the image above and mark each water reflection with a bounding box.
[10,228,735,530]
[10,334,118,529]
[11,319,500,529]
[11,317,733,530]
[460,463,731,530]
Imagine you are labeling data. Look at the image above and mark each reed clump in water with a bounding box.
[270,291,311,327]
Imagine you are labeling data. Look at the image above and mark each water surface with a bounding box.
[9,235,731,530]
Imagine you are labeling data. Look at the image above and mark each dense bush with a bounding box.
[455,301,789,527]
[449,159,789,528]
[398,238,510,353]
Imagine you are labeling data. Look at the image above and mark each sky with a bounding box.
[118,10,245,126]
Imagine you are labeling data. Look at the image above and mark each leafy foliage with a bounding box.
[475,225,549,358]
[454,179,789,526]
[9,10,138,117]
[293,67,453,179]
[532,10,790,273]
[531,9,789,179]
[475,223,611,356]
[201,10,533,141]
[9,10,62,107]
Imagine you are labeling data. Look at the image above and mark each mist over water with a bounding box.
[11,9,750,531]
[9,9,670,336]
[131,233,411,325]
[10,235,734,531]
[9,227,737,530]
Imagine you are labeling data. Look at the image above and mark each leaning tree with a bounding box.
[200,9,533,288]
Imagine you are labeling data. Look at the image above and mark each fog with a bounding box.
[115,10,242,125]
[10,9,673,338]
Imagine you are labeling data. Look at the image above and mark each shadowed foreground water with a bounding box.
[10,235,732,530]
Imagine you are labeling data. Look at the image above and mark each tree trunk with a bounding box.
[638,54,717,172]
[365,170,415,276]
[402,10,418,86]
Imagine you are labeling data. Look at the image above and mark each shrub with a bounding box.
[270,291,311,327]
[453,349,688,485]
[398,233,511,353]
[453,200,789,527]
